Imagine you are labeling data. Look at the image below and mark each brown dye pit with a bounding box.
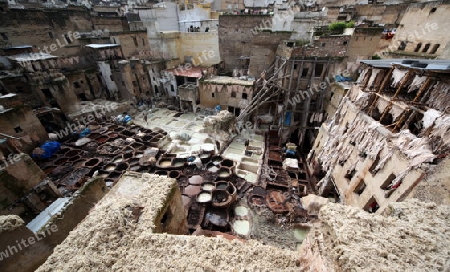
[108,132,119,139]
[221,159,234,167]
[65,150,80,158]
[169,171,180,179]
[213,190,230,203]
[107,171,122,179]
[84,158,100,167]
[43,166,56,175]
[55,158,68,165]
[115,163,129,172]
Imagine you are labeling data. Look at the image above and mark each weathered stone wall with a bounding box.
[354,4,407,24]
[218,15,270,72]
[0,177,107,272]
[0,106,48,146]
[249,31,291,77]
[0,154,46,211]
[0,8,92,57]
[346,27,384,66]
[388,1,450,58]
[199,81,254,109]
[65,71,97,101]
[110,31,150,59]
[295,35,350,58]
[32,75,79,115]
[91,17,129,33]
[179,32,221,66]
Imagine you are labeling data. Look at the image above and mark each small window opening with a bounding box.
[414,43,422,52]
[429,44,440,54]
[64,34,72,44]
[354,179,366,195]
[422,43,430,53]
[398,41,407,51]
[380,173,396,190]
[344,168,356,180]
[14,126,23,133]
[364,197,379,213]
[302,68,308,77]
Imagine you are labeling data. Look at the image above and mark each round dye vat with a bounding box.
[201,183,215,191]
[218,170,230,178]
[183,185,201,196]
[105,165,115,171]
[232,220,250,236]
[114,157,123,163]
[188,175,203,185]
[234,206,248,217]
[159,161,172,167]
[207,165,219,173]
[197,192,212,203]
[293,227,310,242]
[211,156,222,165]
[173,161,185,167]
[216,182,228,190]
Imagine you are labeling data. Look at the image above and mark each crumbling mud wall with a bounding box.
[0,177,107,272]
[299,199,450,271]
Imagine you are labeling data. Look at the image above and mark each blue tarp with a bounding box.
[123,115,132,123]
[284,112,292,126]
[286,149,296,156]
[33,141,61,159]
[79,128,91,138]
[335,75,352,82]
